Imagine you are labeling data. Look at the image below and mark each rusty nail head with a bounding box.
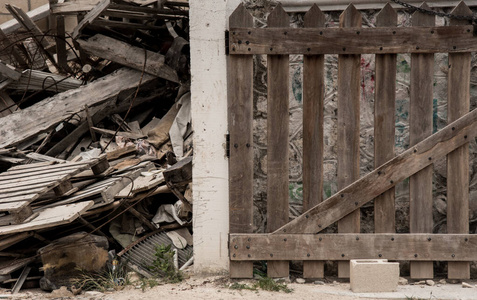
[284,238,287,242]
[233,254,236,257]
[246,245,250,249]
[307,253,310,257]
[319,237,322,241]
[465,238,469,242]
[428,237,431,241]
[234,245,238,249]
[378,254,382,257]
[238,40,242,44]
[452,254,455,258]
[391,237,395,241]
[341,254,345,257]
[234,143,238,148]
[248,254,251,257]
[414,254,418,258]
[356,237,359,241]
[270,253,273,257]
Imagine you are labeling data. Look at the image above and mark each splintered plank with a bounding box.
[273,108,477,235]
[302,4,325,280]
[229,234,477,261]
[78,34,179,83]
[0,201,94,236]
[72,0,111,39]
[374,3,397,234]
[337,4,361,278]
[228,25,477,55]
[228,3,254,279]
[447,2,472,280]
[0,68,155,149]
[266,4,289,279]
[115,172,164,198]
[410,3,434,280]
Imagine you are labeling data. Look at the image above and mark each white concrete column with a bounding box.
[190,0,240,274]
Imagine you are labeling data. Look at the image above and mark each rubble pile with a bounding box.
[0,0,192,293]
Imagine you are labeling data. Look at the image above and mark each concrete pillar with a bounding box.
[190,0,240,274]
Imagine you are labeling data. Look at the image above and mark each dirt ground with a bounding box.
[2,273,477,300]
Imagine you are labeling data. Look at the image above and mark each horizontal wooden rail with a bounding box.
[273,108,477,234]
[229,25,476,55]
[230,234,477,261]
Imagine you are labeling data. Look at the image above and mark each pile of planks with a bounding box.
[0,0,192,292]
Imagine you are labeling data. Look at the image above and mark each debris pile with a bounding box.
[0,0,192,293]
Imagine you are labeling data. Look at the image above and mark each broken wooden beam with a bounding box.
[0,68,155,149]
[72,0,111,39]
[78,34,179,83]
[0,62,21,81]
[91,127,147,140]
[274,108,477,234]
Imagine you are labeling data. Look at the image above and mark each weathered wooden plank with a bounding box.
[0,232,33,252]
[266,4,290,279]
[55,15,69,73]
[302,4,325,280]
[274,108,477,234]
[0,62,21,81]
[0,201,94,236]
[337,4,361,278]
[91,127,146,140]
[51,0,101,14]
[447,1,472,280]
[0,68,155,149]
[0,174,67,189]
[374,3,397,234]
[230,234,477,261]
[0,167,81,181]
[228,25,477,55]
[228,3,254,279]
[77,34,179,83]
[72,0,110,39]
[410,3,434,280]
[0,92,19,118]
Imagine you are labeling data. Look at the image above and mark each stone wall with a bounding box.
[244,1,477,247]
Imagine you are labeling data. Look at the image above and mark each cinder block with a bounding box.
[350,259,399,293]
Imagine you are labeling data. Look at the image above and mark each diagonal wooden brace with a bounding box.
[274,108,477,234]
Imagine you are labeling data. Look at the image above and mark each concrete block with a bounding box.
[350,259,399,293]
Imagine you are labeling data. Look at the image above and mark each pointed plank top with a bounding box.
[412,2,435,26]
[340,4,362,27]
[376,3,397,27]
[450,1,472,25]
[268,4,289,28]
[229,3,253,28]
[304,4,325,28]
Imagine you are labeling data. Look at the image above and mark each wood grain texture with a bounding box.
[228,3,254,279]
[230,234,477,261]
[302,4,325,279]
[266,4,290,278]
[274,108,477,235]
[337,4,361,278]
[78,34,179,83]
[410,3,434,279]
[0,68,155,149]
[447,1,471,280]
[228,25,477,55]
[374,3,396,234]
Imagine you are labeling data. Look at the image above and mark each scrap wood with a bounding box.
[0,62,21,81]
[72,0,111,39]
[115,171,164,198]
[78,34,179,83]
[91,127,147,140]
[0,257,36,276]
[0,68,155,149]
[50,0,101,14]
[0,201,94,236]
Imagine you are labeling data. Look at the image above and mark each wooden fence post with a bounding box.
[337,4,361,278]
[374,3,396,234]
[302,4,326,280]
[266,3,290,278]
[410,2,434,279]
[228,3,254,279]
[447,1,471,280]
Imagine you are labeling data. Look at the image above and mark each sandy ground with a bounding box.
[2,275,477,300]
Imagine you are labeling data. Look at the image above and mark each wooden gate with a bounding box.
[227,2,477,280]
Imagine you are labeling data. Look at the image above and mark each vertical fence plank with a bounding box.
[228,3,254,279]
[266,4,290,278]
[447,1,471,280]
[337,4,361,278]
[410,2,434,279]
[374,4,396,234]
[302,4,326,280]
